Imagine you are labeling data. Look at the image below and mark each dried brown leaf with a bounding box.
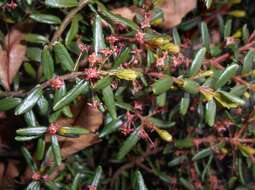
[112,0,197,28]
[0,29,26,90]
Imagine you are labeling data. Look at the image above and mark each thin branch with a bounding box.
[51,0,90,43]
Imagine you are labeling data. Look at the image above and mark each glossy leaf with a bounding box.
[117,127,140,160]
[224,19,232,39]
[214,64,239,89]
[183,79,199,94]
[16,127,47,136]
[35,138,46,161]
[192,147,212,161]
[58,126,89,136]
[102,86,117,119]
[152,76,172,95]
[65,15,80,46]
[94,76,112,91]
[189,47,206,76]
[30,13,61,24]
[135,170,148,190]
[180,93,190,115]
[0,97,21,111]
[99,119,123,137]
[53,80,88,111]
[205,99,216,126]
[93,15,106,57]
[24,33,48,44]
[51,135,62,166]
[71,173,82,190]
[54,41,74,71]
[91,166,103,187]
[45,0,78,8]
[113,47,131,69]
[21,146,37,172]
[201,22,210,50]
[37,95,49,116]
[42,46,54,80]
[15,86,42,115]
[242,49,255,74]
[24,110,39,127]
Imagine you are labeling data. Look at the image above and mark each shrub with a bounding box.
[0,0,255,189]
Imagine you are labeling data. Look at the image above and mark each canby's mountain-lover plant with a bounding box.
[0,0,255,189]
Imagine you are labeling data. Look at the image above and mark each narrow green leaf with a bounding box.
[16,127,47,136]
[15,86,42,115]
[168,156,187,167]
[230,85,247,96]
[51,135,62,166]
[62,106,73,118]
[214,64,239,89]
[54,82,66,104]
[172,27,181,45]
[0,97,21,111]
[42,46,54,80]
[242,49,255,74]
[217,90,245,106]
[15,136,40,141]
[99,119,123,138]
[58,126,89,136]
[180,93,190,115]
[113,47,131,69]
[242,24,249,42]
[148,117,175,128]
[146,49,155,68]
[26,47,42,62]
[21,146,37,172]
[117,127,140,160]
[152,76,172,95]
[205,0,212,9]
[35,138,46,161]
[189,47,206,76]
[180,178,195,190]
[224,19,232,39]
[71,173,82,190]
[93,15,106,57]
[238,158,245,184]
[37,95,49,116]
[205,99,216,126]
[135,170,148,190]
[91,166,103,187]
[65,15,80,46]
[30,13,61,24]
[24,110,39,127]
[175,138,194,148]
[99,4,139,30]
[102,86,117,119]
[183,79,199,94]
[54,41,74,71]
[156,92,166,107]
[201,22,210,50]
[53,80,88,111]
[24,33,48,44]
[93,76,112,91]
[23,63,36,78]
[45,0,78,8]
[26,181,40,190]
[192,147,212,161]
[202,155,213,181]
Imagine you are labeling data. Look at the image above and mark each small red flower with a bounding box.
[87,53,101,66]
[32,172,41,181]
[106,35,119,44]
[48,123,59,135]
[156,51,168,67]
[49,76,64,90]
[135,31,145,44]
[84,68,101,80]
[120,124,133,136]
[5,0,17,9]
[133,101,143,111]
[42,175,49,182]
[141,12,151,29]
[87,99,102,110]
[100,48,113,56]
[226,36,236,46]
[79,43,90,53]
[88,185,97,190]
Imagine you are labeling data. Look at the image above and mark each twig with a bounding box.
[51,0,90,43]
